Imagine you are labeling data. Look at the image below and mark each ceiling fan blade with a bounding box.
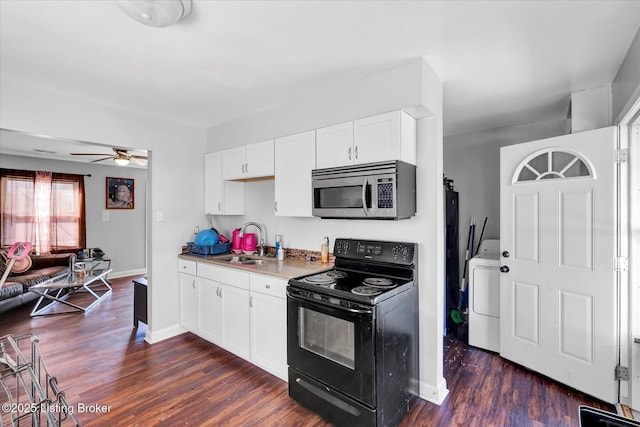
[130,155,148,160]
[89,157,113,163]
[71,152,112,156]
[130,157,147,166]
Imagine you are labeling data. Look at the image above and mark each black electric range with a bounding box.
[287,238,419,427]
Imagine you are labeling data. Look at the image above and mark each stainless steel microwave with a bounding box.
[311,160,416,219]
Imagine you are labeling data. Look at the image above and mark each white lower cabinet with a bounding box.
[197,278,222,344]
[220,283,251,360]
[179,272,198,332]
[179,260,287,381]
[250,275,288,381]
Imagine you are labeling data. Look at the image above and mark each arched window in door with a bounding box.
[513,148,593,183]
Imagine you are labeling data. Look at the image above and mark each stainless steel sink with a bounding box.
[239,259,268,265]
[219,255,275,265]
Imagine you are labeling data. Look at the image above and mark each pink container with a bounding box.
[232,229,243,254]
[242,233,257,253]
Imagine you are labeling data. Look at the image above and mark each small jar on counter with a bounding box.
[321,236,329,263]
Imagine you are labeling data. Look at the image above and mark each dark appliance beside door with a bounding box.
[287,238,419,427]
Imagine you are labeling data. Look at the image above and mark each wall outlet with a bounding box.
[194,226,200,234]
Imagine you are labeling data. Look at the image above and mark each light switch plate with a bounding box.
[101,211,109,222]
[156,210,164,222]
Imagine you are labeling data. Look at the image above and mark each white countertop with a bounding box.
[178,253,333,280]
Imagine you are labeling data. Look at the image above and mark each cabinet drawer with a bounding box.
[250,274,287,299]
[178,259,197,275]
[198,263,249,290]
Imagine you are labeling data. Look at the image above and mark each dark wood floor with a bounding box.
[0,275,613,426]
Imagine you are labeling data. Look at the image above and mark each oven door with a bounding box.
[287,288,375,406]
[312,175,373,218]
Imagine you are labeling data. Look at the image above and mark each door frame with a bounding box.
[619,97,640,409]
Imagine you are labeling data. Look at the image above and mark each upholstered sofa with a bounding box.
[0,253,73,313]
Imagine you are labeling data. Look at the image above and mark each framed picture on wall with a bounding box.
[106,177,134,209]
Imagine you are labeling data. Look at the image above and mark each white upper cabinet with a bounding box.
[222,146,245,180]
[274,130,316,217]
[354,110,416,165]
[316,110,416,168]
[222,139,275,180]
[315,121,354,169]
[204,152,244,215]
[245,140,275,178]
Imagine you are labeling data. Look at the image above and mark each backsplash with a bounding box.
[263,246,335,263]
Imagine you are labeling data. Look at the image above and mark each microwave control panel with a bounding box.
[376,178,394,209]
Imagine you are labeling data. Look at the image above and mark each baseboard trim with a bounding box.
[108,268,147,279]
[145,324,186,344]
[419,380,449,405]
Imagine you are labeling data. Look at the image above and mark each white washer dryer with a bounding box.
[468,239,500,352]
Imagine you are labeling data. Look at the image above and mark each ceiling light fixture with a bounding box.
[114,156,130,166]
[116,0,192,28]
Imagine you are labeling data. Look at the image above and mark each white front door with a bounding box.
[500,126,618,403]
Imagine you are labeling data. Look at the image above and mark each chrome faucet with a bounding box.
[240,222,266,256]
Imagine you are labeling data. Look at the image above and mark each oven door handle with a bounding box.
[361,176,370,217]
[287,290,372,315]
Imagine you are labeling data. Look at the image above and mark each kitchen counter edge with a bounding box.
[177,253,333,280]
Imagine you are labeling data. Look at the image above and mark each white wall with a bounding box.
[0,153,147,277]
[206,57,448,404]
[443,118,569,270]
[0,79,205,343]
[613,27,640,122]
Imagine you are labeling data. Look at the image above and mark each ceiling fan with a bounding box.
[70,147,147,166]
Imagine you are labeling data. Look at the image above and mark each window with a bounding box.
[1,169,86,254]
[514,149,593,183]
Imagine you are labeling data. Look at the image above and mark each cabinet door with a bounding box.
[222,146,246,180]
[245,139,274,178]
[250,292,287,381]
[204,152,223,214]
[220,284,251,360]
[179,273,198,331]
[354,110,401,164]
[197,278,222,344]
[274,130,316,217]
[353,110,416,165]
[316,121,354,169]
[205,151,245,215]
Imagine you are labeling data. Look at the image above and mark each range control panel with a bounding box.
[333,238,416,265]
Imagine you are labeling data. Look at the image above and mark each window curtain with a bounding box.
[34,171,52,254]
[0,169,86,254]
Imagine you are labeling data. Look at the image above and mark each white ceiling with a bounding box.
[1,0,639,162]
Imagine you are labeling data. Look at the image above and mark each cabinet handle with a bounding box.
[348,147,352,160]
[192,280,195,289]
[266,284,271,289]
[241,164,245,173]
[218,201,222,212]
[249,296,253,307]
[274,201,278,213]
[245,163,248,174]
[354,146,358,160]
